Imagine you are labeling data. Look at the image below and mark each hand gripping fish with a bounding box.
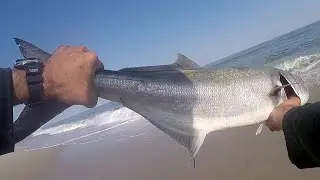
[13,38,309,167]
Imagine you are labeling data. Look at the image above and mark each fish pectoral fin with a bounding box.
[119,97,206,158]
[256,123,264,135]
[174,53,201,69]
[269,83,299,96]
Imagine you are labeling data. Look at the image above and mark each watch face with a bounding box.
[15,58,41,68]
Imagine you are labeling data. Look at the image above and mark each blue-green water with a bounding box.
[206,20,320,69]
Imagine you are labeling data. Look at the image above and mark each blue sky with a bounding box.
[1,0,320,120]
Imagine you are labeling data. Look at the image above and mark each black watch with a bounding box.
[14,57,44,106]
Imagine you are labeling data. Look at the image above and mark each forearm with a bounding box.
[282,103,320,169]
[0,67,52,154]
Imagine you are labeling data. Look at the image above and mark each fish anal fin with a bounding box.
[151,120,207,158]
[119,97,206,158]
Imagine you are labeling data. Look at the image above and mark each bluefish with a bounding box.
[13,38,309,165]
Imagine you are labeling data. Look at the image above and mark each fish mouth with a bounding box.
[280,74,298,99]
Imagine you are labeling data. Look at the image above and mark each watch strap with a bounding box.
[25,62,44,106]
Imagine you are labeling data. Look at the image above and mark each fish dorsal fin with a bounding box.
[119,64,179,72]
[174,53,200,69]
[119,97,207,161]
[14,38,52,62]
[119,53,200,72]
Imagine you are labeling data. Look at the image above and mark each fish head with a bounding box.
[276,69,309,105]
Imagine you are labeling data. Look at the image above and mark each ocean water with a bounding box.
[17,20,320,150]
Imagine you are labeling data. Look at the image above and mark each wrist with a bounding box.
[13,57,57,105]
[12,69,29,105]
[12,66,55,105]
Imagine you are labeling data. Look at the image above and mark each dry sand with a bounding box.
[1,86,320,180]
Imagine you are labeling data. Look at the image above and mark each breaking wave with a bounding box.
[32,106,142,136]
[272,53,320,72]
[267,53,320,87]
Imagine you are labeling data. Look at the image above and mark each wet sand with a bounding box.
[2,86,320,180]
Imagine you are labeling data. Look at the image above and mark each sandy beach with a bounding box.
[1,86,320,180]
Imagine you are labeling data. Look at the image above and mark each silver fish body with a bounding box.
[13,38,309,159]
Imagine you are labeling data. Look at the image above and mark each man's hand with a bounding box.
[42,46,104,108]
[12,46,103,107]
[266,97,301,131]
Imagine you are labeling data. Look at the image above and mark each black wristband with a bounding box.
[25,63,44,106]
[14,58,45,106]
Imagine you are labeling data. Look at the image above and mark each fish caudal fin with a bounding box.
[14,38,51,62]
